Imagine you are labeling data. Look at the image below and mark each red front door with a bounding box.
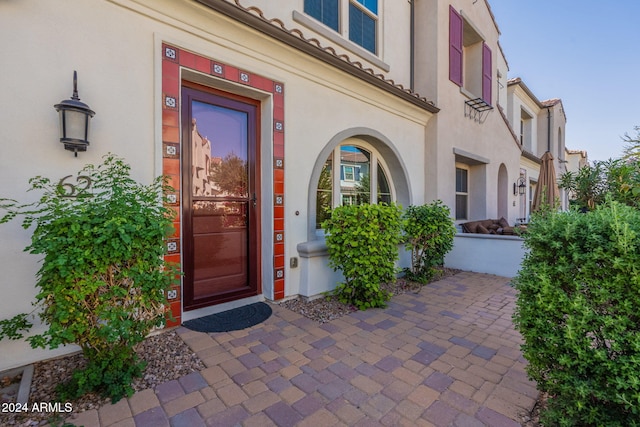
[181,85,260,310]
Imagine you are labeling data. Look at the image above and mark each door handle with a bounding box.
[251,193,257,208]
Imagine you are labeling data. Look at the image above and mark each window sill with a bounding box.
[297,239,329,258]
[292,10,390,72]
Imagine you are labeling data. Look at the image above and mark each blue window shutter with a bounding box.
[482,42,492,104]
[449,6,463,86]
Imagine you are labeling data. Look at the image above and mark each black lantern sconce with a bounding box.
[514,177,526,196]
[54,71,95,157]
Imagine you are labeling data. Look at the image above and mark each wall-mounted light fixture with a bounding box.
[514,176,526,196]
[54,71,95,157]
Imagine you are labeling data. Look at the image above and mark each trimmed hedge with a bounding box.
[513,201,640,426]
[322,203,402,310]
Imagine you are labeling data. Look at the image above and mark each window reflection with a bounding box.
[191,101,248,198]
[316,144,393,230]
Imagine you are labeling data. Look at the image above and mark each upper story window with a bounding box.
[304,0,339,31]
[449,6,492,105]
[520,108,533,151]
[349,1,377,53]
[304,0,378,54]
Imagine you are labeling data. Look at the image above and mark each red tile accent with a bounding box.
[165,174,180,193]
[168,222,180,239]
[194,56,211,74]
[211,62,225,77]
[274,279,285,294]
[169,206,180,223]
[167,285,181,302]
[163,125,179,143]
[225,66,239,82]
[163,157,180,176]
[274,206,284,219]
[179,50,196,69]
[162,43,287,314]
[162,110,179,127]
[165,301,182,327]
[250,75,268,92]
[165,315,181,328]
[169,300,182,315]
[274,93,284,109]
[164,254,181,265]
[274,106,285,121]
[274,242,285,256]
[162,44,179,62]
[162,60,180,81]
[274,255,285,269]
[162,75,180,95]
[274,132,284,146]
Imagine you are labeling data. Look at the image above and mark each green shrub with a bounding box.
[322,203,402,310]
[402,201,456,283]
[513,200,640,426]
[559,157,640,211]
[0,155,178,402]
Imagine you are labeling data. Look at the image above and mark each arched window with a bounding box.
[316,142,393,229]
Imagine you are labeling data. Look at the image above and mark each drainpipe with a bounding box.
[547,108,551,152]
[410,0,415,91]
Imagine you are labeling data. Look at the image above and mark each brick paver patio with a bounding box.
[66,272,538,426]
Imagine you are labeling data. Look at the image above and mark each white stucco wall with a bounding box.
[418,0,522,225]
[0,0,433,370]
[445,233,526,278]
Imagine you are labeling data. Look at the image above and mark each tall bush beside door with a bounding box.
[0,155,178,402]
[513,201,640,426]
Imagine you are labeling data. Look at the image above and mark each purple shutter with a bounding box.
[449,6,463,86]
[482,42,492,105]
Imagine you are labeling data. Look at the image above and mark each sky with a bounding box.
[488,0,640,162]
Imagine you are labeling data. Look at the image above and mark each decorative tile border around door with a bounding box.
[162,43,285,327]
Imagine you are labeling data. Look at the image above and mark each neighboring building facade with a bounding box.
[507,77,568,220]
[0,0,574,369]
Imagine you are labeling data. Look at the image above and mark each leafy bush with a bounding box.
[402,201,456,283]
[323,203,402,310]
[0,155,178,402]
[559,157,640,210]
[513,200,640,426]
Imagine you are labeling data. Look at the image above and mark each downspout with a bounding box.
[410,0,415,91]
[547,108,551,152]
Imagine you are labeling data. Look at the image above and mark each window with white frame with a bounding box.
[520,108,533,151]
[455,167,468,220]
[304,0,378,54]
[316,144,392,228]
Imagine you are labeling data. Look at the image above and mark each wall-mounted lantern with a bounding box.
[514,177,526,196]
[54,71,95,157]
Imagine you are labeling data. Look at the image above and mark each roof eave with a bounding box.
[193,0,439,114]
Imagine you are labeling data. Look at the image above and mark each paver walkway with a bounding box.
[67,272,538,426]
